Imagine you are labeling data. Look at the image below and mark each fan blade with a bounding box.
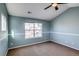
[58,3,67,4]
[44,4,52,10]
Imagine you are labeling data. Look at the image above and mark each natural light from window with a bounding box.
[25,23,42,39]
[1,13,7,31]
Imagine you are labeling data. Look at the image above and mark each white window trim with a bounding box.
[25,23,42,39]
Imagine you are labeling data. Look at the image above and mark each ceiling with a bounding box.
[6,3,79,21]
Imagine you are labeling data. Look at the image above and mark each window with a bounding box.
[25,23,42,39]
[1,13,7,31]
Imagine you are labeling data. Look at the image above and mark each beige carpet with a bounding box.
[7,41,79,56]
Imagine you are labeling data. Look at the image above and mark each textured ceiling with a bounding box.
[6,3,79,21]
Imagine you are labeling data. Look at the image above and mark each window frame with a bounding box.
[25,23,42,39]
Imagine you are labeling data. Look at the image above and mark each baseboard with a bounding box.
[8,38,79,52]
[50,40,79,51]
[9,40,49,50]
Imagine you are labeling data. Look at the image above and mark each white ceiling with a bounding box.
[6,3,79,21]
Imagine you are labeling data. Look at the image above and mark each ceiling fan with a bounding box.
[44,3,66,11]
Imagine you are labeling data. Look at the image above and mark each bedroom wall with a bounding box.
[8,16,50,48]
[50,7,79,50]
[0,4,8,56]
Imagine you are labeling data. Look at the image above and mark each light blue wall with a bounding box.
[8,16,50,48]
[0,4,8,56]
[1,3,79,54]
[50,7,79,50]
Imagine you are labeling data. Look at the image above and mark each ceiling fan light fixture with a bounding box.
[55,6,59,10]
[52,3,58,7]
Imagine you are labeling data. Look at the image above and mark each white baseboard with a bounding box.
[9,40,49,50]
[51,40,79,51]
